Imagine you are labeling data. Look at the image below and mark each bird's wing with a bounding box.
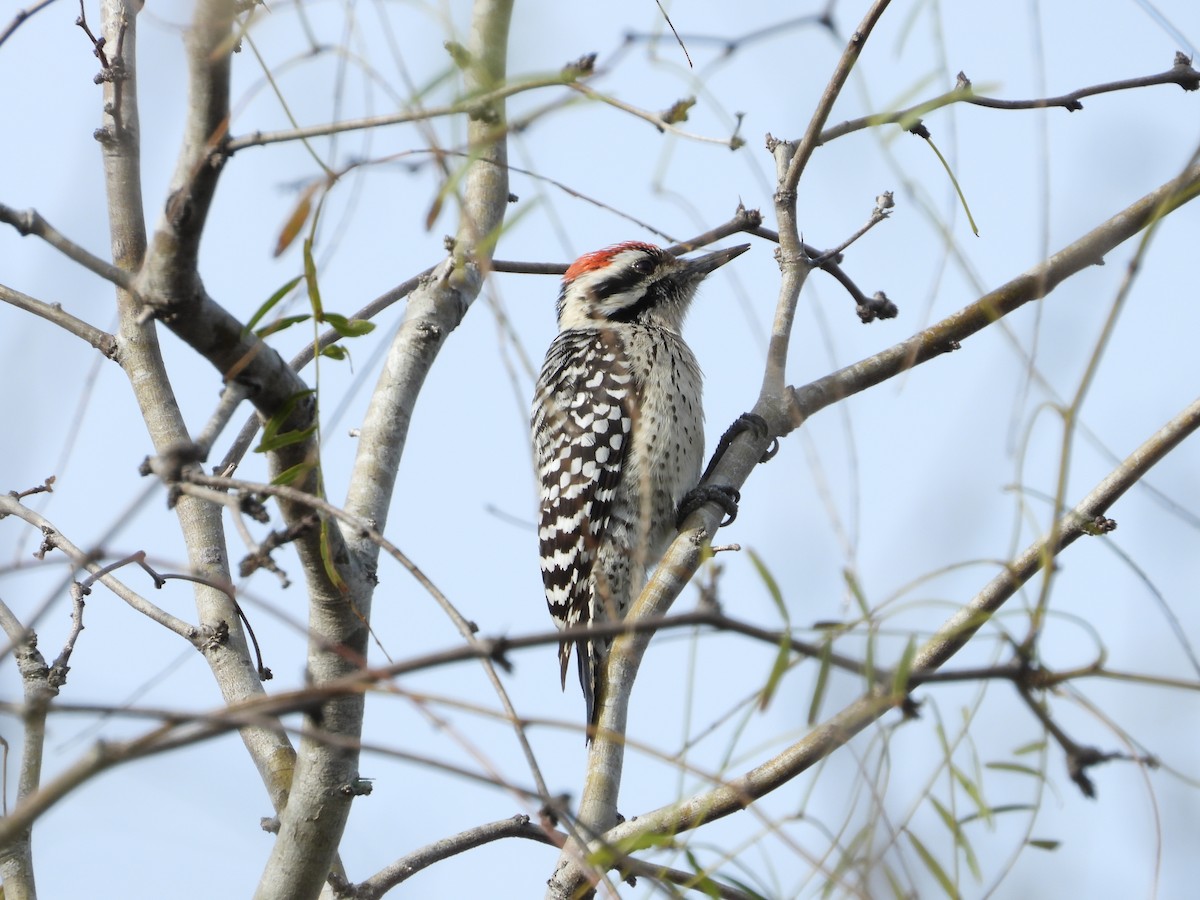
[532,328,633,698]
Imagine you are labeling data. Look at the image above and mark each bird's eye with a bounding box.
[632,257,656,276]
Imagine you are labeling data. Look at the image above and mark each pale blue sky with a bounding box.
[3,1,1199,897]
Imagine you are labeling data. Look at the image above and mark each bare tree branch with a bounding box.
[569,82,745,148]
[0,204,137,291]
[0,597,56,899]
[786,158,1200,428]
[818,55,1200,145]
[252,0,519,893]
[94,0,306,858]
[0,493,199,643]
[0,282,119,358]
[223,69,593,154]
[349,815,556,898]
[347,811,759,900]
[783,0,894,194]
[0,0,57,50]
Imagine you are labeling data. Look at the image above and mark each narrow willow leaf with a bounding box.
[930,796,981,881]
[256,314,311,339]
[746,547,788,625]
[256,424,317,453]
[273,184,317,257]
[863,626,876,688]
[320,518,348,594]
[958,803,1035,827]
[271,461,314,486]
[892,636,917,698]
[951,765,993,828]
[843,568,870,618]
[883,865,907,899]
[424,187,445,231]
[1027,839,1061,851]
[1013,740,1048,756]
[907,832,959,899]
[303,238,324,317]
[244,275,303,335]
[256,389,316,454]
[683,850,720,899]
[823,824,869,898]
[985,761,1046,780]
[591,831,674,868]
[806,639,833,725]
[722,874,770,900]
[760,633,791,711]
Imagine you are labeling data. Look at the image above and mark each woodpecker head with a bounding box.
[556,241,750,332]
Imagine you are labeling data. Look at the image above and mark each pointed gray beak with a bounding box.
[680,243,751,280]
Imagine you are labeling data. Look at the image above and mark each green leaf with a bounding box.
[303,238,324,317]
[759,632,791,711]
[1027,839,1061,851]
[320,517,348,594]
[883,865,907,900]
[244,275,303,335]
[322,312,376,338]
[683,850,720,899]
[256,314,312,339]
[822,825,870,898]
[863,626,876,688]
[958,803,1036,827]
[806,639,833,725]
[843,568,870,618]
[891,636,917,699]
[985,761,1046,780]
[257,426,317,453]
[721,874,770,900]
[589,831,674,868]
[907,832,959,899]
[320,344,348,361]
[1013,740,1048,756]
[746,547,788,626]
[930,796,981,881]
[951,765,993,828]
[255,390,316,454]
[271,461,314,486]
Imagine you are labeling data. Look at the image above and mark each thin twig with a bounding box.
[223,72,592,154]
[818,56,1200,145]
[0,204,137,292]
[569,82,744,148]
[784,0,894,193]
[0,494,198,646]
[623,9,835,56]
[0,282,119,358]
[348,812,757,900]
[0,0,58,50]
[786,159,1200,429]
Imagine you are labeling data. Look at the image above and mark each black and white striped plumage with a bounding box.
[531,241,749,729]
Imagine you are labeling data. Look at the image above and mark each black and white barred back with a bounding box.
[531,241,748,729]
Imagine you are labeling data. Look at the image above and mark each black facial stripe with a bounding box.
[594,264,652,302]
[607,281,671,323]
